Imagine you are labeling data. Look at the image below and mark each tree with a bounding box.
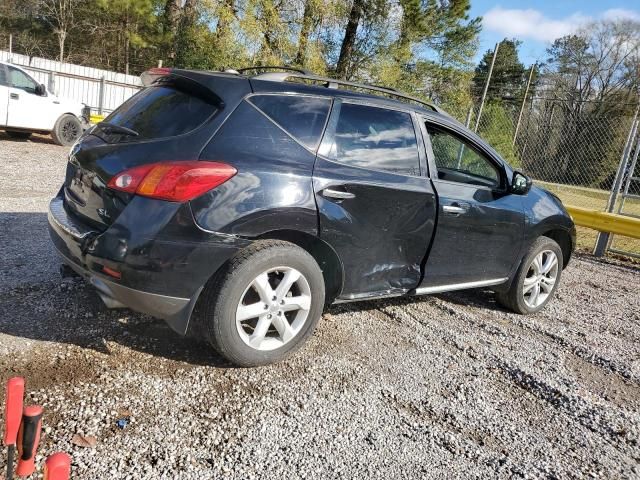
[295,0,321,66]
[335,0,365,78]
[524,19,640,187]
[41,0,81,61]
[472,39,527,103]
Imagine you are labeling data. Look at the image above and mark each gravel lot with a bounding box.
[1,132,639,479]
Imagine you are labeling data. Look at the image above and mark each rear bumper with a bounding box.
[59,251,197,330]
[48,192,250,334]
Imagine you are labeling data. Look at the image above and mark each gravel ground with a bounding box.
[1,133,640,479]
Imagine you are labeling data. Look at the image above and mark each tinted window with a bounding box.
[427,125,500,188]
[102,85,217,141]
[330,103,420,176]
[0,66,6,86]
[8,67,37,94]
[249,95,331,149]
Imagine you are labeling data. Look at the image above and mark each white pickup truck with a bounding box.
[0,61,89,145]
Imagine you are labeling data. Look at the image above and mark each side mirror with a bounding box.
[511,171,532,195]
[35,84,47,96]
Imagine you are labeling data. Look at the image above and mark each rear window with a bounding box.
[248,94,331,149]
[101,85,217,141]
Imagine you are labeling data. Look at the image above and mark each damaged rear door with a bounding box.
[313,99,436,299]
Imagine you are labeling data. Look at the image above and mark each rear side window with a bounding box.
[102,85,217,141]
[248,95,331,149]
[329,103,420,176]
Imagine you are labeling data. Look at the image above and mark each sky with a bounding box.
[469,1,640,65]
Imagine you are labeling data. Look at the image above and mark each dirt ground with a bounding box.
[0,133,639,479]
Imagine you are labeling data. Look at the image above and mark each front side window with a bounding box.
[249,95,331,150]
[101,85,218,142]
[329,103,420,176]
[8,67,37,94]
[427,124,500,188]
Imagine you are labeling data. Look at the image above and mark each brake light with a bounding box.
[140,67,173,86]
[147,67,171,75]
[107,161,237,202]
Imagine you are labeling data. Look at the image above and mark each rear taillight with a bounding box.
[107,161,237,202]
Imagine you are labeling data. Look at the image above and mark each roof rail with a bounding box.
[251,71,445,114]
[237,66,313,76]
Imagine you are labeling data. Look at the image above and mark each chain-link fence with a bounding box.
[446,99,640,257]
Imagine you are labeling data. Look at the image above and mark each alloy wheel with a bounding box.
[236,266,312,351]
[522,250,559,308]
[61,120,79,143]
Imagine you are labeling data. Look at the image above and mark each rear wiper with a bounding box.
[97,122,139,137]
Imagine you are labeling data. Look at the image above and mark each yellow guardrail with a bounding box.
[566,205,640,239]
[89,114,105,124]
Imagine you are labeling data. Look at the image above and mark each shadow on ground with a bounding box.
[0,211,505,369]
[0,130,58,145]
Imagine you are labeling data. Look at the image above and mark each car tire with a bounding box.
[51,114,82,146]
[199,240,325,367]
[5,130,32,140]
[497,236,563,314]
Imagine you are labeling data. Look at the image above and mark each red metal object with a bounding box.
[3,377,25,446]
[4,377,25,480]
[16,405,43,477]
[44,452,71,480]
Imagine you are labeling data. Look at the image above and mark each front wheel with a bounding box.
[497,236,563,314]
[51,114,82,146]
[199,240,325,366]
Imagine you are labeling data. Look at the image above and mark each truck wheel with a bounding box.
[199,240,325,367]
[5,130,32,140]
[497,236,563,314]
[51,114,81,146]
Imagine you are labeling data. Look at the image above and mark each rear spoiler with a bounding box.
[139,68,225,107]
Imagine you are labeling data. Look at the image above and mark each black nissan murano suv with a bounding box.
[48,67,576,366]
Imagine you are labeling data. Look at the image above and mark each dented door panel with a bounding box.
[313,157,436,297]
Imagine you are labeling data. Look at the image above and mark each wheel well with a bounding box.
[257,230,344,305]
[543,229,572,267]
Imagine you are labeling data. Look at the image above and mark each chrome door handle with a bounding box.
[10,93,19,100]
[322,188,355,200]
[443,205,466,215]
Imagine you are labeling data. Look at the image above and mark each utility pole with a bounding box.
[475,42,500,133]
[513,63,536,146]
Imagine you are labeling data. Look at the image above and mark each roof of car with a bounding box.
[169,67,451,120]
[250,76,444,116]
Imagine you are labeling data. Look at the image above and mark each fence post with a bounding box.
[513,63,535,147]
[593,105,640,257]
[474,42,499,133]
[47,72,55,95]
[98,76,106,115]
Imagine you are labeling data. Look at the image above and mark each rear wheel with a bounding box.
[497,236,563,314]
[200,240,325,366]
[5,130,31,140]
[51,114,82,146]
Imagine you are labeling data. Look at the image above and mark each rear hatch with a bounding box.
[63,73,229,229]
